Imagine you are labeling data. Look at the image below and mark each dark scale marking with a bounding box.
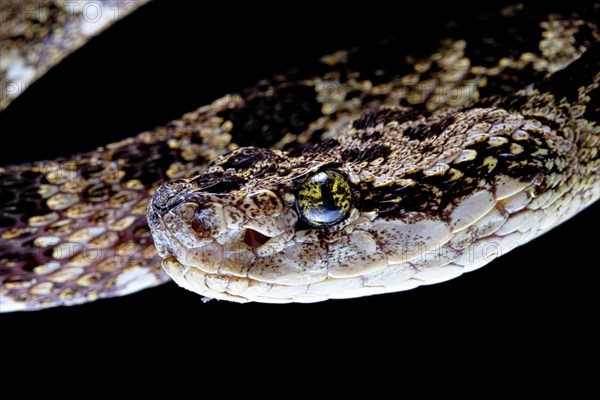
[0,188,16,203]
[342,143,391,163]
[404,116,456,142]
[218,84,323,148]
[346,89,364,100]
[282,127,329,154]
[3,200,37,215]
[352,107,418,130]
[573,21,599,46]
[528,115,563,133]
[479,64,543,98]
[217,148,283,180]
[492,91,528,112]
[21,187,43,200]
[287,137,340,157]
[361,93,393,107]
[116,141,181,183]
[341,147,361,160]
[20,170,43,180]
[189,172,247,194]
[80,163,105,180]
[145,143,178,167]
[84,184,112,202]
[219,147,282,172]
[456,4,547,67]
[402,124,424,140]
[2,177,30,190]
[138,171,162,186]
[539,42,600,103]
[0,216,15,227]
[296,127,328,148]
[358,180,442,215]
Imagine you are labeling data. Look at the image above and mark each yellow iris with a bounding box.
[296,170,352,228]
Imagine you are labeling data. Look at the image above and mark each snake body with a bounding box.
[0,3,598,311]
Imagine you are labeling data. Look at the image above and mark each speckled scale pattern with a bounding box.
[148,5,599,303]
[0,0,151,111]
[0,95,252,310]
[1,3,599,310]
[152,60,598,302]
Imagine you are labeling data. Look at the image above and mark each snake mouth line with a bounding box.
[150,200,286,272]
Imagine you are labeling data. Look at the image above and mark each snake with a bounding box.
[0,2,598,312]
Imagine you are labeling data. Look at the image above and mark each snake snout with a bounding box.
[151,179,191,213]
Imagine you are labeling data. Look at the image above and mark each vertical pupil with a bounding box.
[320,179,337,210]
[298,170,350,227]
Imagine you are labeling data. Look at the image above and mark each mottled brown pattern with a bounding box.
[1,3,598,310]
[0,0,151,110]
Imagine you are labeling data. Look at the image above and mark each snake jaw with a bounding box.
[147,183,301,282]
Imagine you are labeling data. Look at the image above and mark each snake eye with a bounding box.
[296,170,352,228]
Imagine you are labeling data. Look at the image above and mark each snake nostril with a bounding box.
[152,186,171,211]
[152,179,190,212]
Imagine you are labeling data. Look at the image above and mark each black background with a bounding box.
[1,0,598,378]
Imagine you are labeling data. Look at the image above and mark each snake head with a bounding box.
[147,105,566,304]
[146,146,373,303]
